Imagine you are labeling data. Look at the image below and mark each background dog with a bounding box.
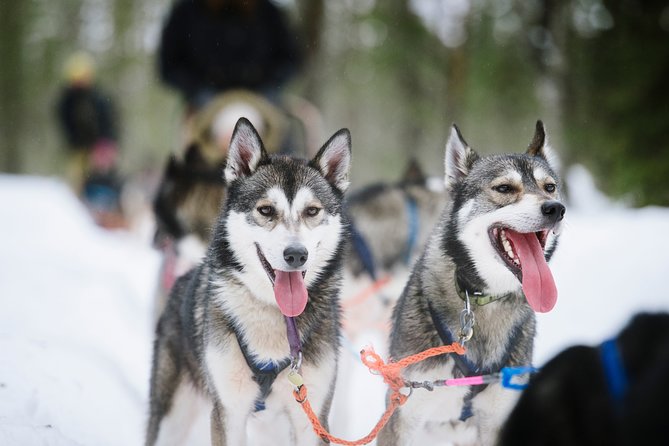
[378,121,565,445]
[146,118,352,446]
[345,159,446,280]
[499,312,669,446]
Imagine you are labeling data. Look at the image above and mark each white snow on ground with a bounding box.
[0,175,160,446]
[535,166,669,364]
[1,168,668,445]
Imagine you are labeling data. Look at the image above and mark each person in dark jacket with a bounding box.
[56,52,125,227]
[158,0,302,110]
[56,52,119,191]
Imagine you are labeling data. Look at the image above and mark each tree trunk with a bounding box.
[0,1,27,173]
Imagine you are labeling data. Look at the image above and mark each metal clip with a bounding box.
[458,291,475,345]
[290,351,303,372]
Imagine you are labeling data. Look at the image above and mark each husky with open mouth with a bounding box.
[378,121,566,445]
[146,118,351,446]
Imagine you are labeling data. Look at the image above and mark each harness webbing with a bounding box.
[234,332,291,412]
[349,222,378,281]
[427,300,486,421]
[402,195,420,265]
[600,338,628,408]
[427,300,478,375]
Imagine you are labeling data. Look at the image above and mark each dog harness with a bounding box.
[234,333,291,412]
[232,316,304,412]
[599,338,628,410]
[427,299,524,421]
[402,194,420,265]
[347,193,421,281]
[427,300,484,421]
[349,218,378,281]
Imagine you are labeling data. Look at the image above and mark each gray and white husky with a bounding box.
[378,121,566,445]
[345,159,446,280]
[146,118,352,446]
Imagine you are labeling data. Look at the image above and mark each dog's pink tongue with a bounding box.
[273,271,309,317]
[506,230,557,313]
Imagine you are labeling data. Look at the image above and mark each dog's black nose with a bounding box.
[541,200,566,223]
[283,245,308,268]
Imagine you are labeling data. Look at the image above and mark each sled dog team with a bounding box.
[147,118,566,445]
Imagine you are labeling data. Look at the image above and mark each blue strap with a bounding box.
[403,195,419,265]
[600,338,628,405]
[501,366,538,390]
[459,400,474,421]
[251,360,288,412]
[234,331,291,413]
[349,221,377,281]
[427,300,479,375]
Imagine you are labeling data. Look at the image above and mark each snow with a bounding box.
[535,166,669,364]
[0,175,160,445]
[1,168,668,445]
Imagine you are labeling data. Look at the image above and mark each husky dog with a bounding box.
[345,159,446,280]
[146,118,352,446]
[151,143,228,320]
[153,143,227,248]
[378,121,565,445]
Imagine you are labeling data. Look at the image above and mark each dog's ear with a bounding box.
[445,124,478,189]
[402,157,426,184]
[224,118,268,183]
[310,129,352,192]
[526,120,560,171]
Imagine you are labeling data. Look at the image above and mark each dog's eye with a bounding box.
[305,207,321,217]
[544,183,557,193]
[493,184,514,194]
[257,205,275,217]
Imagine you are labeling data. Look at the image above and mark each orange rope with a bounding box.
[293,385,405,446]
[292,342,466,445]
[342,275,392,309]
[360,343,467,393]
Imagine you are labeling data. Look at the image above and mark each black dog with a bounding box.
[498,312,669,446]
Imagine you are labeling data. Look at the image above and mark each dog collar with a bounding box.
[454,274,517,306]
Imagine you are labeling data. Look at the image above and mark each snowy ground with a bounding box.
[1,168,668,445]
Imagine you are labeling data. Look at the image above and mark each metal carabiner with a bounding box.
[458,291,475,344]
[290,351,303,372]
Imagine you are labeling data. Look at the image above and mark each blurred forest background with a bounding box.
[1,0,668,205]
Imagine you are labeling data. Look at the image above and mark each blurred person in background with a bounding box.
[158,0,302,112]
[56,52,125,228]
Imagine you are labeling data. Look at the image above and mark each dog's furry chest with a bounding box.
[208,280,293,363]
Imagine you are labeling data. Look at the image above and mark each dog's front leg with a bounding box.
[471,383,520,445]
[210,401,249,446]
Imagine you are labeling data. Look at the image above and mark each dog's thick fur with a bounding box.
[378,121,565,445]
[153,143,227,246]
[499,313,669,446]
[146,118,352,446]
[151,143,228,321]
[345,159,446,278]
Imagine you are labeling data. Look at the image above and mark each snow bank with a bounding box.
[535,166,669,363]
[0,175,160,445]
